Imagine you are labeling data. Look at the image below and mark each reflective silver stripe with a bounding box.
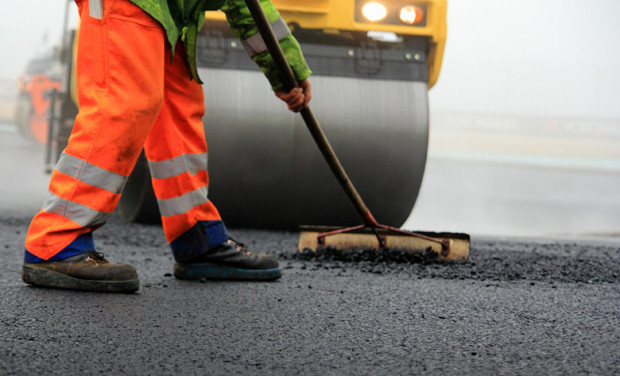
[89,0,104,19]
[43,192,110,227]
[148,153,208,179]
[157,185,210,217]
[242,18,291,58]
[55,152,127,194]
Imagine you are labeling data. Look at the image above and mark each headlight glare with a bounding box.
[399,5,424,25]
[362,2,388,22]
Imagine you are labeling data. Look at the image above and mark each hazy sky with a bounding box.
[1,0,619,120]
[431,0,620,119]
[0,1,77,77]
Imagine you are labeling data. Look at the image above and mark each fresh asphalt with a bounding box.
[1,128,619,375]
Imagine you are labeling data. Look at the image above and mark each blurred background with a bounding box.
[404,0,620,239]
[0,0,618,240]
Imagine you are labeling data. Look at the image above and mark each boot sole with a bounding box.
[174,263,281,281]
[22,265,139,293]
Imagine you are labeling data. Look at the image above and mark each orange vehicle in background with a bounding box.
[15,52,62,144]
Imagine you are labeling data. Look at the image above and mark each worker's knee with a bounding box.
[114,93,163,127]
[139,94,164,119]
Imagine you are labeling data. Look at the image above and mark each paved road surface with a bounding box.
[1,218,618,375]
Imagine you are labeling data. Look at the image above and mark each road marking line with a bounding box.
[0,123,16,134]
[429,151,620,172]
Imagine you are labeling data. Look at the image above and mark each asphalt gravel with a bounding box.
[292,240,619,284]
[1,216,619,375]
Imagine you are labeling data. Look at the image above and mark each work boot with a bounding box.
[22,252,139,293]
[174,238,281,281]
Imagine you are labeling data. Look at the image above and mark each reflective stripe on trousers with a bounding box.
[25,0,223,260]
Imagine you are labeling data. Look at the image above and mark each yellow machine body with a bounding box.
[205,0,447,88]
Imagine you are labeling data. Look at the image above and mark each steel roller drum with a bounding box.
[202,69,429,229]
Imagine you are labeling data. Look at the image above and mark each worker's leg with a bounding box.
[145,45,280,280]
[24,0,165,263]
[143,44,229,262]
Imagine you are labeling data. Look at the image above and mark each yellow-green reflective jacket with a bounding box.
[130,0,312,88]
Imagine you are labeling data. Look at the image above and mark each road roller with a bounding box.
[13,52,61,145]
[43,0,448,230]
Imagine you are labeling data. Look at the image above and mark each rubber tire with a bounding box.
[13,96,39,145]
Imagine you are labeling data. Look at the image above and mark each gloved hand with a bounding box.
[275,79,312,113]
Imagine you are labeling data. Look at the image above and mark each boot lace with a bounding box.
[228,237,252,255]
[84,251,107,263]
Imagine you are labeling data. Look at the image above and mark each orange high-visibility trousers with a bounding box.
[25,0,227,261]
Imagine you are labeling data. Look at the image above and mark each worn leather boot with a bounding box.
[174,239,281,281]
[22,252,139,292]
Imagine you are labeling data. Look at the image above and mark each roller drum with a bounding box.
[117,30,431,229]
[203,69,428,229]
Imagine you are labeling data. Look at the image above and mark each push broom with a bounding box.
[244,0,469,260]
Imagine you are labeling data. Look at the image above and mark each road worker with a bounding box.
[21,0,312,292]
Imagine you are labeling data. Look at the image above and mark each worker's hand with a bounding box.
[275,79,312,113]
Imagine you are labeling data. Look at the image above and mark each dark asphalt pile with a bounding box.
[288,241,620,284]
[296,246,441,263]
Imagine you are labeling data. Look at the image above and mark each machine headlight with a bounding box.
[361,2,388,22]
[356,1,427,27]
[399,5,424,25]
